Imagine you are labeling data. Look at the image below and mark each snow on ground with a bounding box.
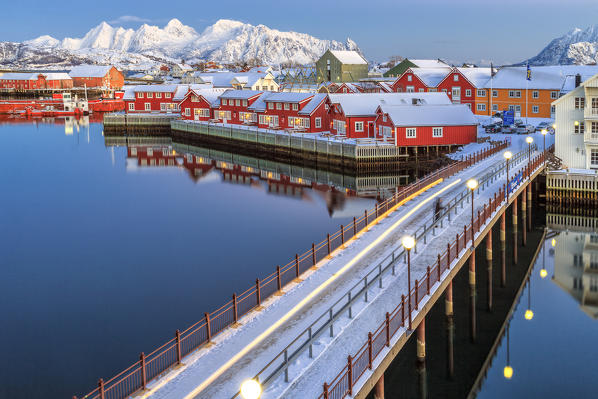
[142,141,536,399]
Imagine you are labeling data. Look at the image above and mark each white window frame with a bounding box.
[292,103,298,111]
[477,103,486,111]
[532,105,539,114]
[406,86,415,93]
[532,90,539,99]
[355,121,364,132]
[235,99,241,106]
[492,90,498,98]
[146,92,153,98]
[268,102,273,109]
[551,91,559,99]
[185,108,190,116]
[432,127,443,137]
[276,103,282,110]
[242,100,247,107]
[144,103,151,111]
[406,128,416,138]
[137,92,143,98]
[315,117,321,128]
[465,89,472,97]
[477,89,486,97]
[284,103,290,110]
[156,92,162,98]
[128,103,134,111]
[407,75,412,81]
[453,74,459,82]
[165,93,171,98]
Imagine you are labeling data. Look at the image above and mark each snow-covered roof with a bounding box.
[263,92,314,103]
[132,84,180,93]
[173,85,190,101]
[191,72,266,88]
[455,67,493,87]
[187,88,228,105]
[378,82,393,93]
[122,85,137,100]
[409,67,452,87]
[483,66,569,90]
[230,72,270,87]
[299,93,328,115]
[410,59,451,68]
[0,72,71,80]
[175,63,193,71]
[329,50,368,65]
[381,104,478,127]
[248,92,273,111]
[69,65,114,78]
[219,89,263,100]
[329,92,452,116]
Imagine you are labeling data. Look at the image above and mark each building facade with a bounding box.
[69,65,124,89]
[316,50,368,83]
[0,72,73,90]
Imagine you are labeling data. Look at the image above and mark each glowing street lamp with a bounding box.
[504,151,512,199]
[524,276,534,321]
[467,179,478,247]
[526,136,533,165]
[402,235,416,331]
[540,233,548,278]
[503,324,513,379]
[240,379,262,399]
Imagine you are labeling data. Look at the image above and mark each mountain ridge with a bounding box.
[524,24,598,65]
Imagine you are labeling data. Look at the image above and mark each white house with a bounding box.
[171,63,194,78]
[181,71,279,91]
[553,72,598,169]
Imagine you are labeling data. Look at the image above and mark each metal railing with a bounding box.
[75,141,508,399]
[319,151,547,399]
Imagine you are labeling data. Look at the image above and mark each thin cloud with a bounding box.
[108,15,152,25]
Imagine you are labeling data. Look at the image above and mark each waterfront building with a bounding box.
[390,67,451,93]
[124,84,190,113]
[171,63,194,78]
[179,88,227,121]
[316,50,368,83]
[383,58,450,78]
[69,65,124,89]
[0,72,73,90]
[181,71,279,91]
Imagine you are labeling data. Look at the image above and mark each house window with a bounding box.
[477,89,486,97]
[477,103,486,111]
[284,103,290,110]
[147,92,153,98]
[292,103,298,111]
[276,103,282,110]
[315,117,321,128]
[144,103,151,111]
[591,149,598,168]
[551,105,556,113]
[156,92,162,98]
[419,88,425,92]
[406,86,415,93]
[466,89,472,97]
[160,103,167,111]
[407,75,412,81]
[165,93,171,98]
[268,102,273,109]
[453,74,459,81]
[128,103,134,111]
[432,127,443,137]
[508,90,521,98]
[406,128,416,138]
[574,122,586,134]
[185,108,190,116]
[532,105,539,113]
[243,100,247,107]
[532,90,539,99]
[551,91,559,99]
[199,108,210,118]
[137,92,143,98]
[591,121,598,137]
[262,85,268,91]
[466,103,471,109]
[383,115,387,122]
[429,88,437,92]
[235,99,241,106]
[355,121,364,132]
[492,90,498,98]
[441,88,447,93]
[492,104,498,111]
[575,97,585,109]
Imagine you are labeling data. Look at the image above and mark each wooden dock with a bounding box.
[546,169,598,206]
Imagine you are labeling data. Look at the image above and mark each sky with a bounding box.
[2,0,598,64]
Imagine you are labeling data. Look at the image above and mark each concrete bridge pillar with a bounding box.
[445,280,454,379]
[512,196,518,265]
[527,183,532,231]
[417,318,427,399]
[522,187,527,247]
[469,250,476,343]
[500,211,506,287]
[486,231,493,312]
[373,374,384,399]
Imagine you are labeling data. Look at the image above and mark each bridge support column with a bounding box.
[500,211,506,287]
[522,188,527,247]
[373,374,384,399]
[512,195,518,265]
[417,318,427,399]
[469,251,476,343]
[445,280,454,379]
[486,230,493,312]
[527,183,532,231]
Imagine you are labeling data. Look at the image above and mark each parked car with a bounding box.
[536,122,551,131]
[485,123,502,133]
[502,124,514,134]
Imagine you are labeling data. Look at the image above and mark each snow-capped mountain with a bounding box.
[0,19,361,69]
[525,24,598,65]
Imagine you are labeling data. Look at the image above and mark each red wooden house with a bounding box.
[374,104,477,147]
[256,92,331,132]
[179,88,226,120]
[125,84,189,113]
[214,90,264,124]
[0,72,73,90]
[69,65,124,89]
[391,67,450,93]
[436,67,493,111]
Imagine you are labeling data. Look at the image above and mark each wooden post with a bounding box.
[295,254,300,278]
[347,355,353,395]
[426,266,431,295]
[323,383,329,399]
[368,332,373,369]
[327,233,331,255]
[277,266,282,292]
[256,279,261,307]
[401,295,405,326]
[140,352,147,390]
[365,209,368,226]
[176,329,182,365]
[341,225,344,245]
[385,312,391,347]
[415,279,419,310]
[312,243,316,267]
[98,379,105,399]
[233,294,238,324]
[353,216,357,236]
[205,313,212,343]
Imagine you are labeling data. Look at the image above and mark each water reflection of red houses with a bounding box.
[127,146,179,167]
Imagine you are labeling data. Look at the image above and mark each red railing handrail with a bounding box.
[76,140,509,399]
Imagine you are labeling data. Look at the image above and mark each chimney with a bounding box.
[575,73,582,88]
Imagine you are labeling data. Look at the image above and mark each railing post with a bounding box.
[347,355,353,395]
[438,253,442,279]
[140,352,147,390]
[426,266,431,295]
[401,295,405,326]
[312,243,316,267]
[176,329,182,365]
[323,383,329,399]
[386,312,390,347]
[295,254,300,279]
[353,216,357,236]
[464,225,468,247]
[205,312,212,343]
[376,203,379,218]
[276,266,282,292]
[233,294,238,324]
[415,279,419,310]
[327,233,331,255]
[98,378,105,399]
[341,225,345,245]
[365,209,368,226]
[368,332,373,369]
[456,233,459,255]
[256,278,261,307]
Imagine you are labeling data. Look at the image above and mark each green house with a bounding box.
[383,59,450,78]
[316,50,368,83]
